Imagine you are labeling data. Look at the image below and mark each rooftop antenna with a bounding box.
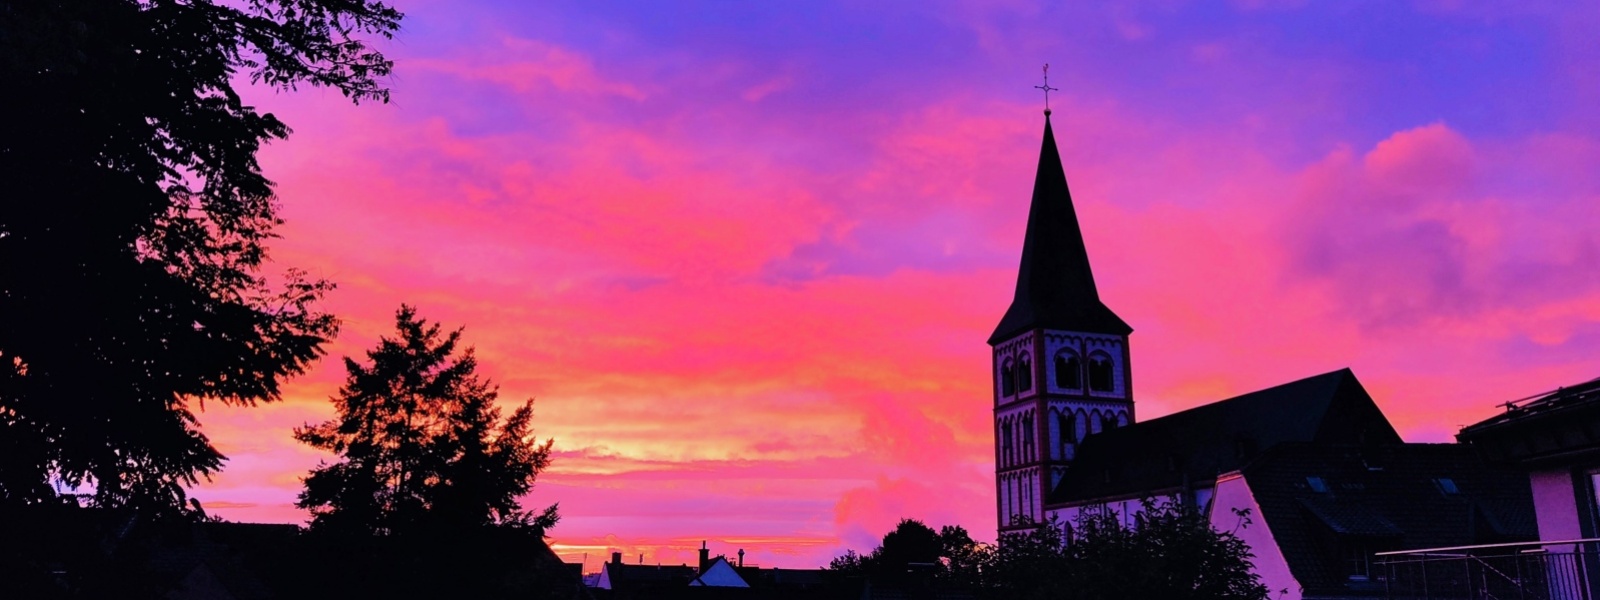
[1035,63,1059,116]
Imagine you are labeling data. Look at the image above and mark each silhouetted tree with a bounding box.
[295,306,558,536]
[828,519,986,593]
[831,503,1269,600]
[983,516,1068,599]
[1057,502,1269,600]
[0,0,401,514]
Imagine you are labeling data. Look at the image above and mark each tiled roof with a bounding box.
[1244,443,1536,597]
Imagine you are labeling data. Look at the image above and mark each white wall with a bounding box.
[1530,468,1584,553]
[1210,473,1300,600]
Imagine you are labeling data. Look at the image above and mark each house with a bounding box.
[1410,377,1600,600]
[988,111,1538,599]
[1458,377,1600,549]
[592,543,864,599]
[594,553,698,598]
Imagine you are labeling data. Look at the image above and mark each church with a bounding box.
[989,112,1535,599]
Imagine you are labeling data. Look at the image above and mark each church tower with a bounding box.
[992,113,1133,535]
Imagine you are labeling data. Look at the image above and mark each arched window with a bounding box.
[1001,362,1016,397]
[1088,352,1114,392]
[1047,410,1062,460]
[1022,414,1035,457]
[1058,412,1076,459]
[1103,413,1118,431]
[1002,422,1014,465]
[1017,354,1033,393]
[1054,351,1083,390]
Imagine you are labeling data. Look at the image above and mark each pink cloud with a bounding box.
[411,37,647,100]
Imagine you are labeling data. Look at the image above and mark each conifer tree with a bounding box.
[295,306,557,535]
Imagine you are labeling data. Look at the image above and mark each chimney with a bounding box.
[611,552,622,566]
[698,541,710,571]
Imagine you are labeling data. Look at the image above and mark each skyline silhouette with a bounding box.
[170,1,1600,570]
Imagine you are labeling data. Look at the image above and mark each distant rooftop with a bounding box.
[1458,375,1600,465]
[1460,376,1600,433]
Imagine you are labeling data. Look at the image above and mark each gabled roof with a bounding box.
[1048,368,1402,504]
[989,115,1130,344]
[597,562,697,591]
[689,556,749,588]
[1243,443,1535,597]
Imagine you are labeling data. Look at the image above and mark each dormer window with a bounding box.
[1001,362,1016,397]
[1434,478,1459,495]
[1017,354,1033,393]
[1054,351,1082,390]
[1088,352,1114,392]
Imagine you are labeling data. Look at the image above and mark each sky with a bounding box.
[191,0,1600,570]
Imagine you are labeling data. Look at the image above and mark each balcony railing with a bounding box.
[1378,539,1600,600]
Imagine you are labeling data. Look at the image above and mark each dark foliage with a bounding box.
[288,525,580,600]
[295,305,558,535]
[827,519,984,594]
[1052,503,1269,600]
[0,0,401,515]
[831,503,1269,600]
[0,505,579,600]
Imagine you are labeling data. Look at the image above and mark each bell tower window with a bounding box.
[1001,361,1016,397]
[1002,422,1014,465]
[1055,351,1082,390]
[1022,414,1035,458]
[1058,412,1075,459]
[1088,351,1114,392]
[1017,354,1033,393]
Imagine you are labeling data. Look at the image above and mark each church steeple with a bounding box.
[990,111,1135,535]
[988,115,1130,344]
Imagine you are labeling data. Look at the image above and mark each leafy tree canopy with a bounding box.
[0,0,401,514]
[830,502,1270,600]
[295,306,558,536]
[828,519,985,591]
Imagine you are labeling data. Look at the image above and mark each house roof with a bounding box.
[1242,443,1536,597]
[1048,368,1402,505]
[600,562,698,590]
[989,115,1131,344]
[1458,375,1600,465]
[689,556,749,588]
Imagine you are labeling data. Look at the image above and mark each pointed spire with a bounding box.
[989,115,1131,344]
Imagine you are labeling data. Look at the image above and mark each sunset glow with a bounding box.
[190,1,1600,569]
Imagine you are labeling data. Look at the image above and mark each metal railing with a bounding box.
[1378,539,1600,600]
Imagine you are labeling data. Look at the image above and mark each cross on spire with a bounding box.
[1034,63,1059,116]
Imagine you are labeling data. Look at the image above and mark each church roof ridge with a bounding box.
[989,115,1130,344]
[1046,367,1402,505]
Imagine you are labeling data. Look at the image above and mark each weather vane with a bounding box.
[1035,63,1059,115]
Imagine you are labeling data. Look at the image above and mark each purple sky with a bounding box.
[190,0,1600,569]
